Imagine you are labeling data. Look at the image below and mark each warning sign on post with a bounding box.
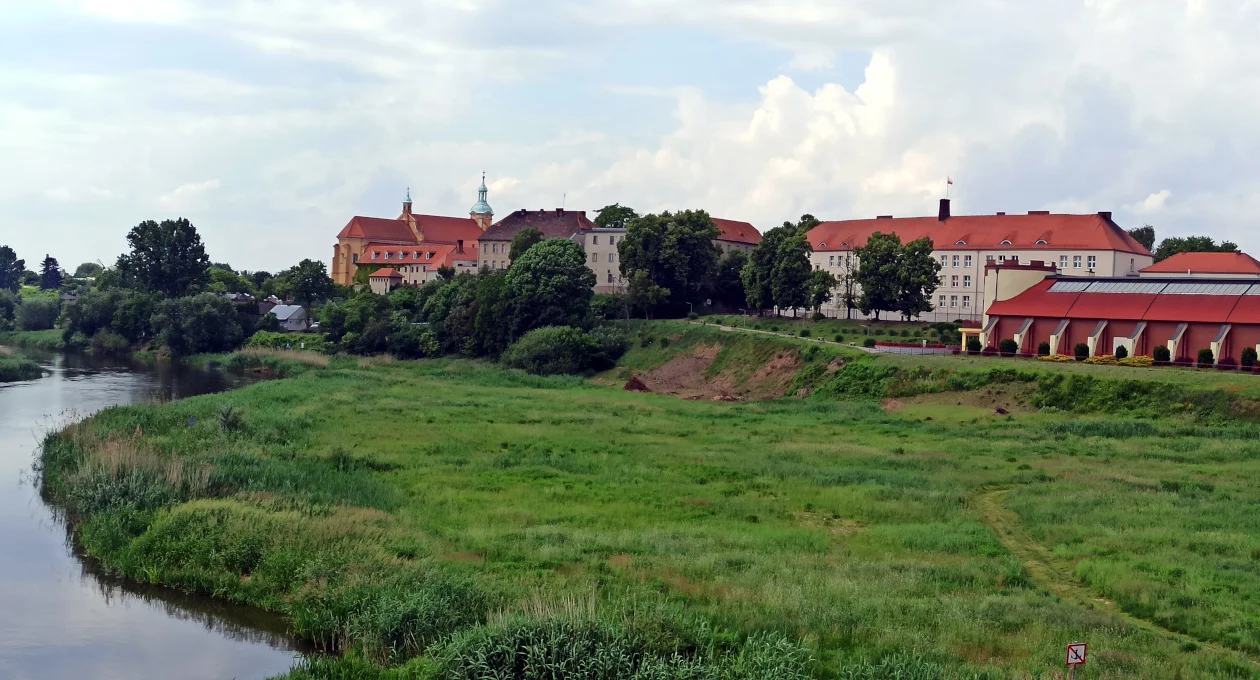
[1066,643,1087,666]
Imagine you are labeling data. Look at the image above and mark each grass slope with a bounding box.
[0,348,42,381]
[36,327,1260,678]
[0,329,65,350]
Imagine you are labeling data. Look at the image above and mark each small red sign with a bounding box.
[1066,643,1087,666]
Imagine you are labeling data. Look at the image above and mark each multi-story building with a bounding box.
[331,178,493,287]
[806,199,1154,321]
[477,208,601,272]
[572,228,628,293]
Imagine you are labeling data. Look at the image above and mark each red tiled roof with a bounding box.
[370,268,402,279]
[989,277,1257,325]
[482,209,597,242]
[337,216,415,242]
[808,212,1150,255]
[363,242,478,268]
[1065,293,1159,321]
[712,218,762,245]
[1143,295,1243,324]
[415,215,484,244]
[1227,297,1260,324]
[985,279,1082,318]
[1140,252,1260,275]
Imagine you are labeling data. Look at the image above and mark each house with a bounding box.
[477,208,600,271]
[368,268,404,295]
[1138,252,1260,278]
[574,228,628,294]
[712,218,762,255]
[331,177,492,287]
[807,199,1154,322]
[979,255,1260,364]
[268,305,311,332]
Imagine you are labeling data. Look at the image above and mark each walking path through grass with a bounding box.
[974,487,1258,667]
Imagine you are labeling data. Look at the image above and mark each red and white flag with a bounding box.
[947,177,954,185]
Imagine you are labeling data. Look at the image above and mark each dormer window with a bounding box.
[371,251,379,260]
[1035,239,1048,245]
[413,251,420,259]
[819,242,827,248]
[426,252,434,260]
[1000,240,1012,246]
[385,252,392,260]
[841,242,848,247]
[955,240,967,246]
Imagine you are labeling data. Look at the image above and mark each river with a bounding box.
[0,348,307,680]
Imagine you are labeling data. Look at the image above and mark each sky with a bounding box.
[2,0,1259,272]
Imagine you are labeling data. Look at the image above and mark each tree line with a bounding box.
[1125,226,1239,262]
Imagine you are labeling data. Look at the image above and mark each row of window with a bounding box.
[940,275,973,289]
[591,252,616,263]
[606,270,623,284]
[591,235,618,246]
[482,260,508,270]
[939,255,976,268]
[937,295,972,309]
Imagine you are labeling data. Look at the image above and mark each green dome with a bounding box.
[471,173,493,215]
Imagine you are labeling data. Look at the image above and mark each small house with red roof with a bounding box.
[368,268,404,295]
[1139,252,1260,278]
[807,199,1154,321]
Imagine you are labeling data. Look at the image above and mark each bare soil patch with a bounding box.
[905,382,1039,413]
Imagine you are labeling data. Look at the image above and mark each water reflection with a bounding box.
[0,347,306,680]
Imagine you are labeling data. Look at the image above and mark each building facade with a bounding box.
[574,228,628,294]
[477,208,601,271]
[332,180,491,287]
[806,200,1154,322]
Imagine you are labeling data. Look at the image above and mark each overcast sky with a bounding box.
[2,0,1258,272]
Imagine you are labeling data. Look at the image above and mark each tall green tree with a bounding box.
[709,250,748,310]
[509,227,544,261]
[834,253,859,320]
[284,259,335,307]
[116,218,210,297]
[627,271,670,319]
[854,232,904,321]
[618,210,721,306]
[0,246,24,292]
[1154,235,1239,262]
[807,269,837,314]
[894,237,942,320]
[505,239,596,335]
[1127,226,1156,252]
[595,204,639,230]
[39,255,62,290]
[740,215,817,316]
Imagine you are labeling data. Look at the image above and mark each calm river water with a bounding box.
[0,349,306,680]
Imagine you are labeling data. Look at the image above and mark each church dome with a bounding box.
[471,173,493,215]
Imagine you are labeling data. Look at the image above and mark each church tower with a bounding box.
[470,173,494,231]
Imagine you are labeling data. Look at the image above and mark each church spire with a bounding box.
[402,187,412,216]
[470,172,493,231]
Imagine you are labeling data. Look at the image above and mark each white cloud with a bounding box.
[1133,190,1173,214]
[158,180,221,210]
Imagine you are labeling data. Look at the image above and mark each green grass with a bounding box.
[0,329,65,350]
[0,349,42,381]
[36,326,1260,678]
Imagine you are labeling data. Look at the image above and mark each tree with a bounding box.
[619,210,721,306]
[284,259,335,307]
[18,298,59,331]
[73,262,104,278]
[1127,226,1156,252]
[741,215,817,316]
[208,265,255,296]
[709,250,748,310]
[1154,235,1239,262]
[834,253,859,320]
[39,255,62,290]
[150,293,244,355]
[509,227,544,261]
[894,237,941,320]
[504,239,596,336]
[807,269,838,313]
[0,246,23,292]
[116,218,210,297]
[627,271,670,319]
[595,204,639,230]
[854,232,904,321]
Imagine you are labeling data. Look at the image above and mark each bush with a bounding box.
[966,338,982,353]
[1243,347,1258,368]
[873,328,885,336]
[998,339,1018,356]
[90,329,130,354]
[1074,343,1090,361]
[1037,342,1051,357]
[981,346,998,356]
[687,312,699,320]
[1115,345,1129,360]
[900,329,910,338]
[589,326,630,368]
[1198,348,1215,367]
[1153,345,1171,363]
[659,336,671,348]
[18,298,59,331]
[834,335,844,344]
[150,293,244,355]
[811,311,825,322]
[502,326,603,376]
[862,337,877,348]
[799,329,811,338]
[1218,357,1238,371]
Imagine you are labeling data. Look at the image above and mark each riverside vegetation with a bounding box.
[37,323,1260,679]
[0,346,41,382]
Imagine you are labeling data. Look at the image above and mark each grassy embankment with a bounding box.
[0,346,42,381]
[0,329,66,350]
[37,322,1260,678]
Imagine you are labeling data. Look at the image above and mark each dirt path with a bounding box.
[973,487,1257,664]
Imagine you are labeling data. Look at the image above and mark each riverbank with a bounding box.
[0,347,42,381]
[37,335,1260,678]
[0,329,65,350]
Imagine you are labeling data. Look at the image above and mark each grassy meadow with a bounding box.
[0,346,42,381]
[35,325,1260,679]
[0,328,66,350]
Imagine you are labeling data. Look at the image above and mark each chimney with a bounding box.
[457,240,464,254]
[1098,211,1113,222]
[938,198,951,221]
[877,215,894,220]
[555,208,564,214]
[996,211,1006,216]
